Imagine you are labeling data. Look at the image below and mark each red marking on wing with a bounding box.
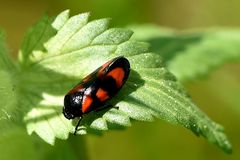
[82,95,93,113]
[107,67,125,88]
[68,85,83,94]
[96,88,109,102]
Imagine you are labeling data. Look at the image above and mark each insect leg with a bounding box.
[74,116,82,135]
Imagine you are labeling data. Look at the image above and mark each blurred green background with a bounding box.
[0,0,239,160]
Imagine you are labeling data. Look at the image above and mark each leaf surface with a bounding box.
[17,12,232,153]
[129,24,240,82]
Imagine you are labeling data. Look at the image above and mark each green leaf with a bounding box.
[0,30,15,70]
[0,70,17,119]
[0,30,19,133]
[18,13,57,67]
[20,11,231,153]
[129,24,240,82]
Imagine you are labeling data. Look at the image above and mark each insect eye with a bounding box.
[62,108,74,119]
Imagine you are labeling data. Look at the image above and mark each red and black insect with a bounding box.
[63,56,130,135]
